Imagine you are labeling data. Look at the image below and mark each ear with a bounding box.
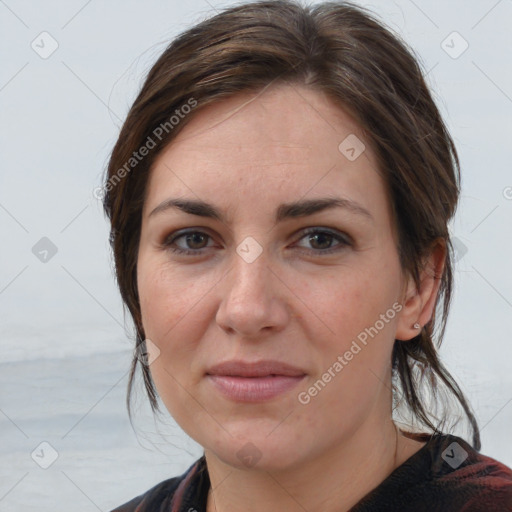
[395,239,446,341]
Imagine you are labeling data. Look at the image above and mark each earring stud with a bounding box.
[413,323,421,330]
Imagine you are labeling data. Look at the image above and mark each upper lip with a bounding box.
[206,360,307,377]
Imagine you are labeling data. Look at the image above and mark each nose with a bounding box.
[215,245,290,338]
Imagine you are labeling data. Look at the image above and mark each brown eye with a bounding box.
[307,232,334,250]
[163,230,214,255]
[295,228,352,255]
[181,232,209,249]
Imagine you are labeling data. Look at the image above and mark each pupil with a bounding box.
[188,233,206,248]
[311,233,331,249]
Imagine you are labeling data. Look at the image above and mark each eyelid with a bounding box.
[161,228,218,250]
[293,227,353,255]
[297,226,353,245]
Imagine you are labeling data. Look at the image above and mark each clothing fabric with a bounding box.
[111,433,512,511]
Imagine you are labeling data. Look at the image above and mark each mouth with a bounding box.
[205,359,307,402]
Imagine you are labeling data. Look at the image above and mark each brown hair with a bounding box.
[102,1,480,485]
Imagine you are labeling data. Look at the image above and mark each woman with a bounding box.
[103,1,512,510]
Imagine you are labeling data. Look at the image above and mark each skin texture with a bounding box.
[137,82,445,512]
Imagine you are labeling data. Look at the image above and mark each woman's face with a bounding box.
[137,83,410,471]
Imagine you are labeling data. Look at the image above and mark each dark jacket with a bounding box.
[112,433,512,511]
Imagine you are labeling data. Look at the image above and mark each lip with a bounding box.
[206,359,307,378]
[205,360,307,402]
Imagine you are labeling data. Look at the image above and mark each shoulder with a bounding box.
[429,434,512,509]
[353,433,512,512]
[408,433,512,511]
[110,457,205,512]
[110,475,183,512]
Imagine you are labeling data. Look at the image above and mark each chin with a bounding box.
[204,426,307,473]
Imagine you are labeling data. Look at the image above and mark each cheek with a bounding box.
[137,259,220,395]
[296,285,400,437]
[137,265,201,408]
[137,262,207,424]
[297,257,401,413]
[302,263,400,346]
[138,260,208,340]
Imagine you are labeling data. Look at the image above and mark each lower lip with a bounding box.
[206,375,306,402]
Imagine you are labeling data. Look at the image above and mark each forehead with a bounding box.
[155,83,370,161]
[144,83,387,220]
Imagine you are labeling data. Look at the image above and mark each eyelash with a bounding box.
[161,228,352,257]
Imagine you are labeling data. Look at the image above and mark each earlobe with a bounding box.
[395,240,446,341]
[395,277,423,341]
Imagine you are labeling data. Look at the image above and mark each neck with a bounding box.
[204,416,423,512]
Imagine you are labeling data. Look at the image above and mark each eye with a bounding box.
[162,230,215,256]
[161,227,352,257]
[294,228,352,255]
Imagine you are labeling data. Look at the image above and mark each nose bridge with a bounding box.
[227,239,271,304]
[215,237,289,336]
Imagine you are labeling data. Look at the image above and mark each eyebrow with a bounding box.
[148,196,373,223]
